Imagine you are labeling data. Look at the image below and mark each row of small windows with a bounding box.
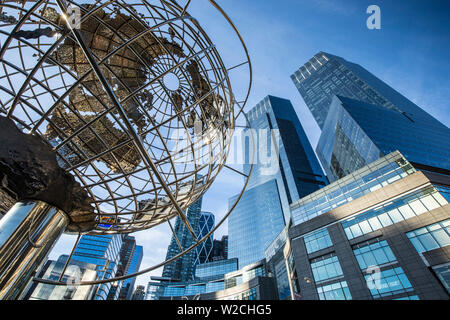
[353,239,397,270]
[310,254,343,283]
[342,186,446,240]
[352,240,415,299]
[304,229,332,254]
[406,219,450,254]
[195,261,238,279]
[310,244,415,299]
[306,216,449,299]
[160,281,259,299]
[317,281,352,300]
[292,158,414,225]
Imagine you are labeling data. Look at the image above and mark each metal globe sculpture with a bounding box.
[0,0,252,297]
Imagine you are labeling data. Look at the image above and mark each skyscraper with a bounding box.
[291,52,446,131]
[228,95,327,268]
[195,211,215,265]
[71,234,123,300]
[113,235,143,300]
[212,235,228,261]
[291,52,450,181]
[162,196,203,281]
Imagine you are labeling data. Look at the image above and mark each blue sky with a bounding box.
[48,0,450,288]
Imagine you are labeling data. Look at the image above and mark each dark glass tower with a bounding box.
[228,95,327,268]
[113,235,143,300]
[292,52,450,181]
[162,196,203,281]
[195,211,215,265]
[212,235,228,261]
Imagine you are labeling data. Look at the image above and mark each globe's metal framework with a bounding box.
[0,0,253,290]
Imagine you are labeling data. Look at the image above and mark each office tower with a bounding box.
[195,211,215,265]
[228,95,327,268]
[131,285,146,300]
[114,235,143,300]
[212,235,228,261]
[291,52,450,181]
[162,196,203,281]
[291,52,447,131]
[317,95,450,181]
[228,180,285,269]
[284,151,449,300]
[71,234,123,300]
[25,255,98,300]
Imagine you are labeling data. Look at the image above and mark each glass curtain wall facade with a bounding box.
[195,211,215,265]
[118,243,143,300]
[291,51,447,131]
[291,52,450,180]
[228,179,285,268]
[146,259,269,300]
[317,95,450,181]
[265,226,291,300]
[195,258,238,280]
[212,235,228,261]
[228,95,327,268]
[162,196,203,281]
[243,95,327,214]
[290,151,415,225]
[71,234,123,300]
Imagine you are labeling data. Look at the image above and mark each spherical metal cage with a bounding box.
[0,0,252,237]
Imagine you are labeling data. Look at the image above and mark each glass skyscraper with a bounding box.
[195,211,215,265]
[291,52,450,181]
[228,95,327,268]
[71,234,123,300]
[212,235,228,261]
[162,196,203,281]
[114,235,143,300]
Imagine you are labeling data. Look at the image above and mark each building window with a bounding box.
[310,254,344,283]
[317,281,352,300]
[365,267,413,299]
[431,263,450,294]
[342,186,445,240]
[287,252,300,297]
[205,281,225,293]
[406,219,450,254]
[241,288,257,300]
[243,265,265,282]
[184,284,205,296]
[353,238,397,270]
[393,295,420,300]
[164,286,185,297]
[304,229,333,254]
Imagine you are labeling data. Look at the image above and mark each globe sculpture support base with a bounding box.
[0,201,68,300]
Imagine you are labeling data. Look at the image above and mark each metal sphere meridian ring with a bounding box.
[0,0,252,249]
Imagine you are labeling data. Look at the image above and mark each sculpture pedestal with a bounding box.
[0,201,68,300]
